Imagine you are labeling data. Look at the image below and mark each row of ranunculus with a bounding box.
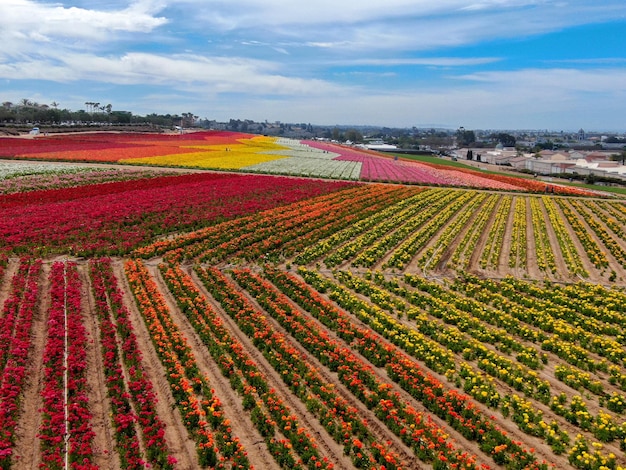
[395,272,626,452]
[405,272,621,382]
[317,188,444,267]
[382,191,477,269]
[226,267,490,469]
[159,263,347,470]
[196,185,405,265]
[279,185,621,280]
[550,394,626,447]
[294,187,427,265]
[133,184,406,264]
[39,261,97,470]
[569,199,626,269]
[417,192,489,270]
[508,197,528,268]
[305,140,522,190]
[197,265,461,469]
[305,139,601,194]
[450,194,499,270]
[88,258,175,469]
[0,136,136,157]
[120,135,290,170]
[350,189,469,269]
[0,172,351,256]
[1,131,253,162]
[416,161,598,197]
[453,275,625,368]
[555,199,609,269]
[529,197,558,274]
[479,195,512,269]
[189,185,384,264]
[541,197,588,277]
[124,259,250,469]
[244,152,362,180]
[383,272,547,369]
[597,200,626,233]
[0,166,178,195]
[339,270,545,373]
[0,258,42,467]
[268,266,551,468]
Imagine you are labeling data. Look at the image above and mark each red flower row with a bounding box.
[0,172,351,256]
[0,258,42,466]
[89,258,175,469]
[0,131,256,161]
[38,261,97,470]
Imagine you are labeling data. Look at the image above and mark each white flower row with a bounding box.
[246,138,361,179]
[245,156,362,180]
[0,161,93,180]
[270,138,341,159]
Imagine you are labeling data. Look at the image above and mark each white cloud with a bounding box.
[1,1,625,131]
[0,0,167,45]
[456,68,626,94]
[170,0,626,53]
[342,57,502,67]
[0,51,342,96]
[187,67,626,130]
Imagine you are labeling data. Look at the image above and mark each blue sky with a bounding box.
[1,0,625,131]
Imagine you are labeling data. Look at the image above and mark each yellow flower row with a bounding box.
[120,136,289,169]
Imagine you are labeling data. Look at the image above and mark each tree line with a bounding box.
[0,99,197,128]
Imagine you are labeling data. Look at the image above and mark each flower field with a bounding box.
[2,131,626,469]
[0,131,600,193]
[0,162,182,194]
[0,172,352,256]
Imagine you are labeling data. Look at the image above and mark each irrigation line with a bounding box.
[422,245,442,277]
[63,260,69,470]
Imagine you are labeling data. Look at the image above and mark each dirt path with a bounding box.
[12,262,48,468]
[0,259,19,316]
[78,263,119,468]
